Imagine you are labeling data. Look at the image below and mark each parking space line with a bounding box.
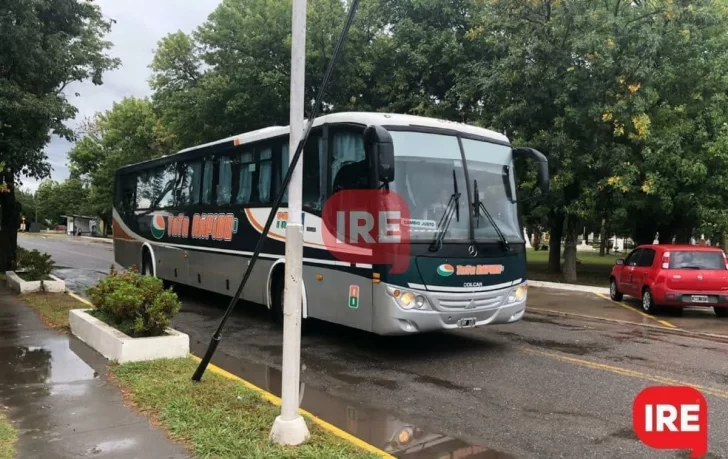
[523,348,728,400]
[594,293,678,329]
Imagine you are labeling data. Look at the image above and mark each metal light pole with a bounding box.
[269,0,310,446]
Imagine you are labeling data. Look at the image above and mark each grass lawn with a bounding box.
[526,248,622,287]
[0,411,16,459]
[19,292,84,332]
[112,358,379,459]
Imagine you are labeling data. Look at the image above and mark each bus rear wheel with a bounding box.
[141,251,153,276]
[270,274,307,332]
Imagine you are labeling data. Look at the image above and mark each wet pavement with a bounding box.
[528,287,728,335]
[19,234,728,458]
[0,287,188,458]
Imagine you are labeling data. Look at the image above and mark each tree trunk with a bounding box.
[657,224,674,244]
[0,178,19,272]
[533,227,542,251]
[674,226,692,244]
[599,219,607,256]
[562,216,579,283]
[547,212,565,273]
[632,222,657,246]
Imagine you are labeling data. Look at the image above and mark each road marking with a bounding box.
[594,292,677,329]
[523,348,728,400]
[527,307,728,341]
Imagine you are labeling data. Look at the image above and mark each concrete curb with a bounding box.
[528,280,610,295]
[526,307,728,342]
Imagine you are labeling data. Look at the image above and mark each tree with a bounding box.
[0,0,119,270]
[68,97,176,229]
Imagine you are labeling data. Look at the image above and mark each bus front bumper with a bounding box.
[372,282,527,335]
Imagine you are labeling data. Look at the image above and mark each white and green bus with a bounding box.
[112,112,549,335]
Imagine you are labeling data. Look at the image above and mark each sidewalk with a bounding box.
[0,287,188,458]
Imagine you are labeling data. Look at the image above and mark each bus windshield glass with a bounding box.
[388,130,522,243]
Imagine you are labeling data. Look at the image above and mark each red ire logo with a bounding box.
[633,386,708,458]
[322,189,411,274]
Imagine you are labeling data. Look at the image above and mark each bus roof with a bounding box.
[116,112,510,174]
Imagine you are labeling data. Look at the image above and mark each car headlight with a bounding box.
[507,284,527,303]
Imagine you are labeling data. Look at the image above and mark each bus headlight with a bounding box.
[398,292,415,308]
[507,284,527,303]
[415,295,426,309]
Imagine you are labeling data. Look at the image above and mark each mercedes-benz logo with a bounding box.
[468,245,478,257]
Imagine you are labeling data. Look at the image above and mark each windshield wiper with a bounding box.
[429,169,461,252]
[473,179,510,251]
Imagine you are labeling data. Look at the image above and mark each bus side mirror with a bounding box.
[513,147,549,194]
[364,125,395,184]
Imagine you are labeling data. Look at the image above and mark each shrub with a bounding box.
[86,266,181,337]
[15,248,55,282]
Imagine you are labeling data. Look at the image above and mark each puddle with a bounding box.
[192,341,512,458]
[495,331,609,356]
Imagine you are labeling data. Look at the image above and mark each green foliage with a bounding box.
[15,247,55,282]
[0,0,119,271]
[86,267,181,337]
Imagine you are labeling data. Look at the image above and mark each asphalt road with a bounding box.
[19,233,728,458]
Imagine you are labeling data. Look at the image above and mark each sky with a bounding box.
[23,0,221,193]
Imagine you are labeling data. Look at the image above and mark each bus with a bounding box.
[112,112,549,335]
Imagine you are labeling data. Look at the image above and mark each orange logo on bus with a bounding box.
[191,213,239,242]
[167,214,190,238]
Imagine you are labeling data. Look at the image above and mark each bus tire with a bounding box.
[271,274,284,326]
[141,250,154,277]
[270,271,307,332]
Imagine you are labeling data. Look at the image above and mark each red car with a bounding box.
[609,244,728,317]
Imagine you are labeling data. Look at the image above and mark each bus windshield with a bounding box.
[388,130,522,244]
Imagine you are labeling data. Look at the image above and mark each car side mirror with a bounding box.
[615,258,624,265]
[364,125,394,184]
[513,147,549,194]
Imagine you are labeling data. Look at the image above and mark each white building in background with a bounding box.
[62,215,99,236]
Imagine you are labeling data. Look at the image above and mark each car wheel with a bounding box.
[642,288,658,315]
[715,307,728,318]
[609,278,623,301]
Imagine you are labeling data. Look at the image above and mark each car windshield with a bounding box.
[669,251,726,270]
[388,130,522,243]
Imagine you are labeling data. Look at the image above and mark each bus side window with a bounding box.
[136,170,154,210]
[330,128,366,194]
[178,161,203,206]
[217,156,233,205]
[259,147,272,203]
[201,157,214,205]
[302,132,324,212]
[156,163,176,209]
[235,151,255,204]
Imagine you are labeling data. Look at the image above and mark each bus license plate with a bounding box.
[458,318,476,328]
[691,295,709,303]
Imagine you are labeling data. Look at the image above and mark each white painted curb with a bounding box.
[527,279,610,295]
[69,309,189,363]
[6,271,66,293]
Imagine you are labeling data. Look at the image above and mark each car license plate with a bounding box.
[457,317,477,328]
[691,295,709,303]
